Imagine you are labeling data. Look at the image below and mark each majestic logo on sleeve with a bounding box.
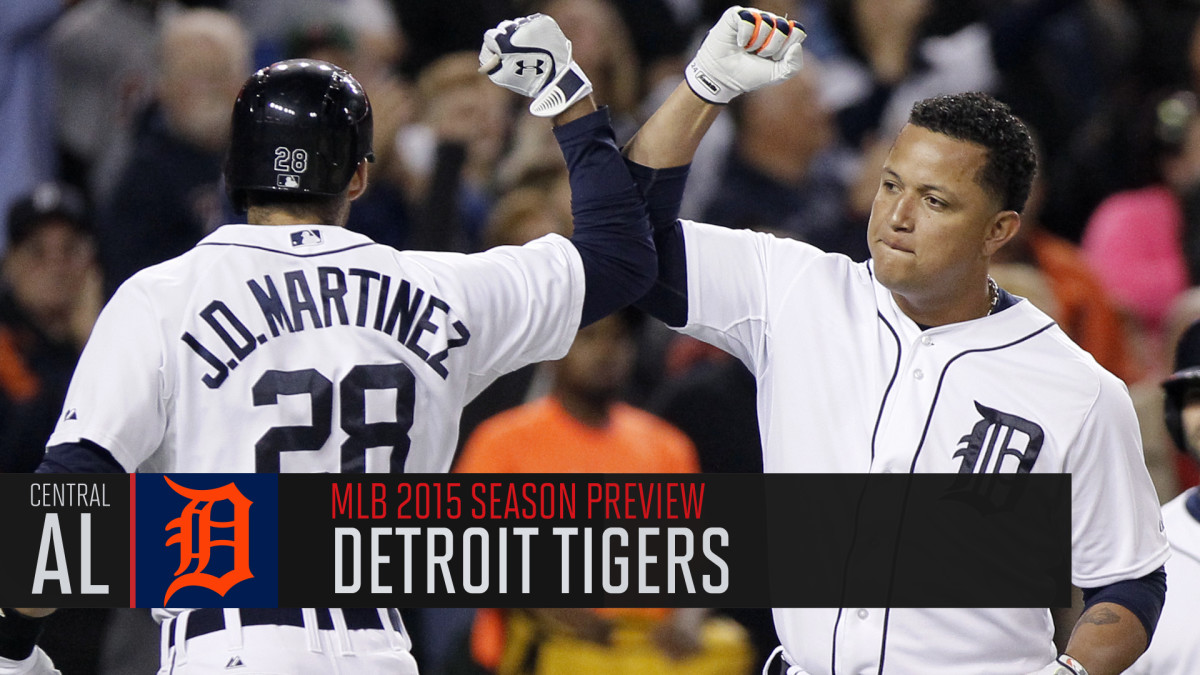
[162,477,254,604]
[954,402,1044,474]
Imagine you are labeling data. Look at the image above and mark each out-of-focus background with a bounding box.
[4,0,1200,672]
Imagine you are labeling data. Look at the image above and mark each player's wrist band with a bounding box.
[683,61,731,105]
[1056,654,1089,675]
[0,610,49,661]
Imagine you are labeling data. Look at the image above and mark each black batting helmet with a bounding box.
[1163,319,1200,455]
[226,59,374,213]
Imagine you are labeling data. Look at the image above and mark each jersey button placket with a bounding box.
[914,336,932,379]
[837,606,884,673]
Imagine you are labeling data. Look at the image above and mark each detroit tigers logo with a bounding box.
[514,59,545,75]
[954,402,1044,474]
[162,477,254,605]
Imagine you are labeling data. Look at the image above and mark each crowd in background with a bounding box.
[4,0,1200,673]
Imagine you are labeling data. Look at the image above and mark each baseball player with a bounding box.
[1125,319,1200,673]
[620,6,1168,675]
[0,14,652,675]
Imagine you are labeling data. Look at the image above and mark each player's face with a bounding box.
[867,124,1011,307]
[1182,389,1200,456]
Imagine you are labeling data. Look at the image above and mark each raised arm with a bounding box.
[623,6,807,326]
[480,14,654,327]
[624,83,723,170]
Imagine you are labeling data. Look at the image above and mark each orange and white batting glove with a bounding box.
[685,5,806,104]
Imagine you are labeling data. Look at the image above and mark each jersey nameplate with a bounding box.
[181,266,471,389]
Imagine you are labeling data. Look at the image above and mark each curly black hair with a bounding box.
[909,92,1037,213]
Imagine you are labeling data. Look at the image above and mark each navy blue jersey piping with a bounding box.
[876,320,1057,674]
[830,310,901,675]
[195,241,377,258]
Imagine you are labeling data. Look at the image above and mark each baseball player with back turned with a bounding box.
[0,14,652,675]
[1125,318,1200,673]
[619,6,1168,675]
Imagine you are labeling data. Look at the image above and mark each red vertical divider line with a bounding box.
[129,473,136,608]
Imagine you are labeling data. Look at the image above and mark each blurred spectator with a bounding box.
[1125,318,1200,673]
[50,0,160,194]
[537,0,643,138]
[457,311,753,675]
[992,167,1139,383]
[0,0,66,257]
[457,311,695,473]
[483,183,572,249]
[0,182,101,472]
[649,351,761,470]
[1135,290,1200,502]
[699,61,865,259]
[1130,0,1200,95]
[406,51,514,251]
[393,0,516,77]
[95,8,250,294]
[226,0,397,67]
[987,0,1140,241]
[606,0,692,92]
[819,0,998,147]
[1080,90,1197,351]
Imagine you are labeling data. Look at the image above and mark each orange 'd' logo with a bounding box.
[162,477,254,605]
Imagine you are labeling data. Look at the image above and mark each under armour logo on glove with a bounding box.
[515,59,546,75]
[479,13,593,117]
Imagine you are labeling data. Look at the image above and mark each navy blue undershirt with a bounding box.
[555,108,655,327]
[625,160,691,327]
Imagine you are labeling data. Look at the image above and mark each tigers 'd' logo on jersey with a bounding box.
[162,477,253,605]
[953,402,1044,474]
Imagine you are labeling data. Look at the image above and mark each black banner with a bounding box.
[278,474,1071,609]
[0,473,1070,608]
[0,474,130,607]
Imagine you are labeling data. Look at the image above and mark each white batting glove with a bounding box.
[686,5,806,104]
[1028,654,1089,675]
[479,14,593,118]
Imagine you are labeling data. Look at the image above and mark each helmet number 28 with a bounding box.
[274,146,309,173]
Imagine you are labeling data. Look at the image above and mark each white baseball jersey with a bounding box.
[676,221,1169,675]
[48,224,584,473]
[1126,487,1200,675]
